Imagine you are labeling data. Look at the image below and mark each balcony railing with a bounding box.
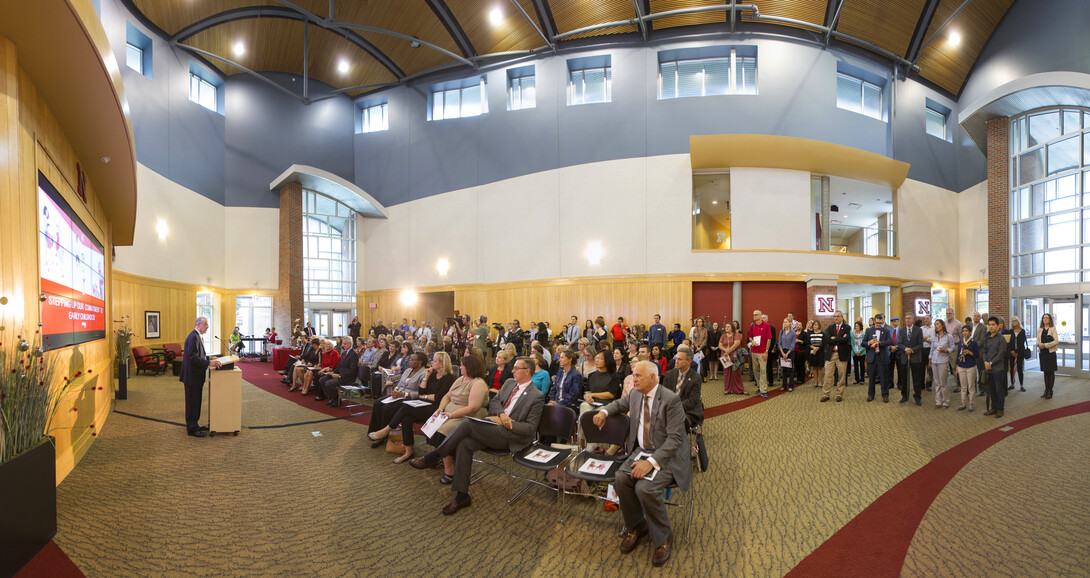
[827,224,897,257]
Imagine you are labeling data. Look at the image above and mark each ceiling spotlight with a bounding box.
[489,6,502,26]
[337,60,349,74]
[233,41,245,57]
[948,30,961,47]
[410,39,421,49]
[400,289,418,306]
[436,258,450,276]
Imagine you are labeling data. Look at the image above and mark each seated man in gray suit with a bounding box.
[410,356,545,515]
[593,360,690,568]
[661,346,703,429]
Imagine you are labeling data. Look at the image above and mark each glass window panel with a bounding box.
[1046,175,1079,213]
[1044,248,1077,273]
[704,59,731,95]
[836,73,860,112]
[432,91,444,120]
[1019,149,1045,185]
[861,81,882,119]
[199,79,216,111]
[1045,272,1077,284]
[190,74,199,103]
[443,89,460,119]
[1047,211,1079,248]
[1028,111,1060,146]
[925,107,946,139]
[460,85,481,117]
[676,60,703,98]
[1048,136,1080,175]
[736,56,757,94]
[1021,275,1044,286]
[1064,110,1081,134]
[1017,218,1045,253]
[126,44,143,74]
[582,68,608,104]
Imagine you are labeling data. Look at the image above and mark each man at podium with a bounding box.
[180,316,220,438]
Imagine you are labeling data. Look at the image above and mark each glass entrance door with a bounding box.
[1051,300,1078,372]
[312,311,331,338]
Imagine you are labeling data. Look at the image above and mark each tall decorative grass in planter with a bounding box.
[0,326,90,576]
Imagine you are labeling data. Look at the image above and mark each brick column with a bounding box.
[901,282,933,321]
[275,182,303,344]
[986,117,1009,320]
[806,275,838,326]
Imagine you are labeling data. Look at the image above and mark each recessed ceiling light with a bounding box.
[233,41,245,57]
[489,6,502,26]
[948,30,961,47]
[337,59,349,74]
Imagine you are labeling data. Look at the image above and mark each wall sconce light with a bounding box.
[584,241,603,266]
[155,219,169,241]
[400,289,418,306]
[436,258,450,276]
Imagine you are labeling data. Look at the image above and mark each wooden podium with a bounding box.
[208,355,241,436]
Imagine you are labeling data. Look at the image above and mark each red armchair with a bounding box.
[132,346,167,376]
[162,343,183,364]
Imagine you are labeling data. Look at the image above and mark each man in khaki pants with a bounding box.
[821,311,851,402]
[745,310,773,398]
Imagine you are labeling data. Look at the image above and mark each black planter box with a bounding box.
[0,439,57,576]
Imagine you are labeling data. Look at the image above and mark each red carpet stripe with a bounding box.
[787,400,1090,577]
[15,540,84,578]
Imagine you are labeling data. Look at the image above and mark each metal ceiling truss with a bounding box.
[171,5,405,80]
[424,0,478,59]
[905,0,942,62]
[165,0,936,105]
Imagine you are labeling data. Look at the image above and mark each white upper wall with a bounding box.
[113,163,278,289]
[958,181,989,282]
[359,155,984,291]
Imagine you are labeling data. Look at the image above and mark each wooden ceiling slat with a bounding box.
[131,0,277,36]
[333,0,461,77]
[649,0,724,31]
[915,0,1015,95]
[445,0,545,55]
[184,19,398,93]
[750,0,827,29]
[837,0,927,58]
[550,0,638,40]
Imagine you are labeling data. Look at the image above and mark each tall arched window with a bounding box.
[303,190,356,305]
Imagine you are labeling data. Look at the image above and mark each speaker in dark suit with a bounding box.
[179,317,219,437]
[895,314,925,404]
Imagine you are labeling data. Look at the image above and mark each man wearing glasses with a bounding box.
[745,310,773,398]
[410,357,545,515]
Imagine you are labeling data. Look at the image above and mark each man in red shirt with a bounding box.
[610,317,628,350]
[745,310,774,398]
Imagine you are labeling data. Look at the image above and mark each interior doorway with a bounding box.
[1017,295,1086,377]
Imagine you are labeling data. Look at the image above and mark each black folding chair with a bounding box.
[508,406,578,519]
[560,412,630,522]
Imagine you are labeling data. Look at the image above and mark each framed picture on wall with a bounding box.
[145,311,161,339]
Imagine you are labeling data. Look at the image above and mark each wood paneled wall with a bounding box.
[1,34,115,483]
[359,278,694,337]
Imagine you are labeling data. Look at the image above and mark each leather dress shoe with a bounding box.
[866,396,874,402]
[409,456,435,470]
[652,533,673,567]
[197,425,209,431]
[619,524,648,554]
[441,496,471,515]
[995,410,1004,418]
[835,396,843,402]
[187,429,207,438]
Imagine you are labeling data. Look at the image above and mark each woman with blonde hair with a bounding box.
[1008,317,1027,391]
[424,355,489,484]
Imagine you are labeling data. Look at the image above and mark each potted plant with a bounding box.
[0,326,89,576]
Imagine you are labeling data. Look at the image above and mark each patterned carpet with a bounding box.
[51,363,1089,577]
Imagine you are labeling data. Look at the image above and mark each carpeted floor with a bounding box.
[51,362,1090,576]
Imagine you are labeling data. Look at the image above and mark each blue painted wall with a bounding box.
[960,0,1090,110]
[102,0,987,209]
[225,74,355,208]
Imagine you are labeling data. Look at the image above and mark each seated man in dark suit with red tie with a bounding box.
[593,360,690,568]
[410,356,546,515]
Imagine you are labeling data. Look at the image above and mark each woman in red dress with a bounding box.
[721,323,746,394]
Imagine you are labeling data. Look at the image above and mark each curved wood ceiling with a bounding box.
[127,0,1016,98]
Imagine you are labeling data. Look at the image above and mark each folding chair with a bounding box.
[507,406,578,519]
[560,412,630,522]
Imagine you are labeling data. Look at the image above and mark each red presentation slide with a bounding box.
[38,171,107,350]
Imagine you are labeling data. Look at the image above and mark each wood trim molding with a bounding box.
[690,134,910,188]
